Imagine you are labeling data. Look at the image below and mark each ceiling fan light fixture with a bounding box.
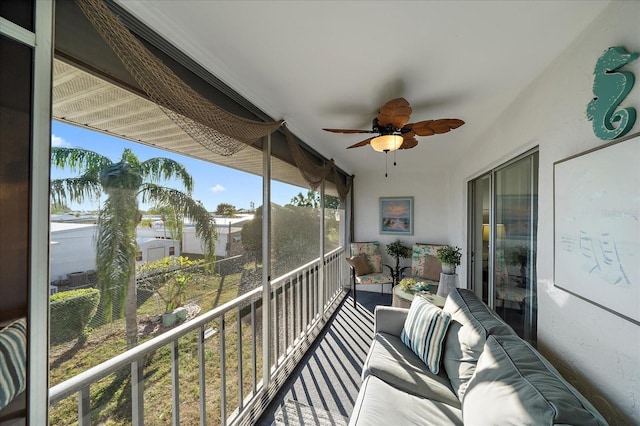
[370,134,403,152]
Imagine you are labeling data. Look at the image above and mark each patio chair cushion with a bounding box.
[346,255,372,276]
[355,273,392,285]
[421,255,442,281]
[0,318,27,410]
[401,296,452,374]
[367,254,383,273]
[410,243,446,277]
[350,241,380,257]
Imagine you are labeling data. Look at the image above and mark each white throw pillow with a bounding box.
[401,295,452,374]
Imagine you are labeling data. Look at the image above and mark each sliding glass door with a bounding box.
[468,150,538,344]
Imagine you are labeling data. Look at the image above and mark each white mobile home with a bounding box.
[49,222,97,282]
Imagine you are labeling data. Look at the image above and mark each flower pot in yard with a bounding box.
[162,307,188,327]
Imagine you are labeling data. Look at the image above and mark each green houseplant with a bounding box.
[386,239,412,284]
[437,245,462,274]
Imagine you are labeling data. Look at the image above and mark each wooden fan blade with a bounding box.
[323,128,376,134]
[377,98,412,129]
[346,137,374,149]
[399,137,418,149]
[404,118,464,136]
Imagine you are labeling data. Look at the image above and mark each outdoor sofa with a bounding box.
[349,288,607,425]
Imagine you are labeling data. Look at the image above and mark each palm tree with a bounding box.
[51,147,216,349]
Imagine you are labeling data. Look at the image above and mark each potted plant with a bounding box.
[437,245,462,274]
[137,256,203,327]
[386,239,412,284]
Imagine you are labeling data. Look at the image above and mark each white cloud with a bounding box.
[210,184,225,193]
[51,134,71,148]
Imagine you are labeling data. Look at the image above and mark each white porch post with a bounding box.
[262,134,272,388]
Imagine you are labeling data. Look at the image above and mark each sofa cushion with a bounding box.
[401,296,451,374]
[346,255,372,276]
[0,318,27,411]
[442,288,516,400]
[362,332,460,408]
[463,335,607,425]
[350,375,463,426]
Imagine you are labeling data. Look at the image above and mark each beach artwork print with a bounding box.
[380,197,413,235]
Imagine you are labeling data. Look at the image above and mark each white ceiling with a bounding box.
[115,0,609,176]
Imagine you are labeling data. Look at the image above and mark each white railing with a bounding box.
[49,246,348,425]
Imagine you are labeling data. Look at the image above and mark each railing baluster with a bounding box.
[49,247,346,426]
[297,272,302,338]
[237,309,243,411]
[78,386,90,426]
[303,270,308,333]
[284,279,289,353]
[199,325,206,426]
[131,359,144,426]
[220,315,227,425]
[290,276,296,343]
[274,285,279,367]
[171,340,180,426]
[251,300,257,394]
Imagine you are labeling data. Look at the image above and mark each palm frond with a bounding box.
[140,184,216,262]
[51,147,112,175]
[50,176,102,206]
[140,158,194,193]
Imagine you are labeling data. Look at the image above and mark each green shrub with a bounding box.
[51,288,100,344]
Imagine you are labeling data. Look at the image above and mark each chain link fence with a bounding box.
[49,255,250,358]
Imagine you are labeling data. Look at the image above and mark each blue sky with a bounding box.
[51,121,307,212]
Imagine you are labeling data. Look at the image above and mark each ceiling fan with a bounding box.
[323,97,464,152]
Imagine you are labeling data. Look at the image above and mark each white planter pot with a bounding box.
[442,263,456,275]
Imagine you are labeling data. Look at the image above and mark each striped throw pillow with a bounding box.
[0,318,27,410]
[401,296,452,374]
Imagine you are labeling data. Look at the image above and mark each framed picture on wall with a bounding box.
[380,196,414,235]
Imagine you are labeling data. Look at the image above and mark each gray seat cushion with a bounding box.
[463,335,607,425]
[362,332,460,408]
[349,375,463,426]
[442,288,516,400]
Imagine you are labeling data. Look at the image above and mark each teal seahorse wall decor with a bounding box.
[587,46,638,140]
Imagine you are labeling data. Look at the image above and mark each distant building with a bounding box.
[139,214,254,258]
[50,222,97,282]
[50,219,180,284]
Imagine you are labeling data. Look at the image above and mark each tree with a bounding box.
[241,203,320,276]
[241,205,263,269]
[50,201,72,214]
[51,147,216,348]
[289,190,319,208]
[215,202,238,217]
[289,191,340,210]
[148,203,184,248]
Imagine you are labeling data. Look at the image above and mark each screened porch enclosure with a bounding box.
[47,1,354,423]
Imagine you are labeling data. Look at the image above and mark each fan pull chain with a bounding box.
[384,150,389,177]
[393,149,397,166]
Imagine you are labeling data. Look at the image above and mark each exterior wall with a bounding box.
[353,2,639,423]
[137,238,180,264]
[451,3,638,423]
[353,169,450,270]
[49,224,97,281]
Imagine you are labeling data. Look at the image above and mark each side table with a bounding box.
[437,273,459,298]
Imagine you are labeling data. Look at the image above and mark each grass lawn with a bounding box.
[49,266,264,425]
